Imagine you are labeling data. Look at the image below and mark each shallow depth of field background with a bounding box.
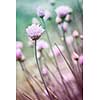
[16,0,82,87]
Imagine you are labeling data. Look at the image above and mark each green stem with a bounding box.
[34,40,53,100]
[41,18,72,100]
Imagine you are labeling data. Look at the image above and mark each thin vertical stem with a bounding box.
[41,19,71,100]
[55,43,83,90]
[34,40,53,100]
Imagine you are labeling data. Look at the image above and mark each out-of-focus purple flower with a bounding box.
[66,35,73,45]
[37,7,45,18]
[49,45,64,57]
[65,14,72,22]
[72,51,79,61]
[26,24,44,40]
[55,16,62,24]
[62,22,68,32]
[44,10,52,20]
[16,49,23,61]
[32,18,40,25]
[37,40,48,51]
[16,41,23,49]
[79,55,83,65]
[55,5,72,18]
[72,30,79,38]
[42,67,48,76]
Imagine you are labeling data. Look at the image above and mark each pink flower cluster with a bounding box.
[16,41,25,61]
[26,24,45,40]
[37,6,51,20]
[55,5,72,18]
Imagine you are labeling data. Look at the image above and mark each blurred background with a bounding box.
[16,0,83,86]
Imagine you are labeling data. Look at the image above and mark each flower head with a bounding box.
[55,16,62,24]
[72,30,79,38]
[26,24,44,40]
[55,5,72,18]
[37,7,45,18]
[16,49,23,61]
[65,14,72,22]
[37,40,48,51]
[62,73,74,82]
[62,22,68,32]
[16,41,23,49]
[49,45,64,57]
[44,10,52,20]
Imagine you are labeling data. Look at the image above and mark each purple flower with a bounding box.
[26,24,44,40]
[62,22,68,32]
[37,7,45,18]
[49,45,64,57]
[44,10,51,20]
[55,16,62,24]
[37,40,48,51]
[16,41,23,49]
[55,5,72,17]
[65,14,72,22]
[16,49,23,61]
[72,30,79,38]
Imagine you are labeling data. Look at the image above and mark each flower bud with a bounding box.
[62,22,68,32]
[65,14,72,22]
[44,10,52,20]
[55,16,62,24]
[37,7,45,18]
[72,30,79,38]
[16,49,23,61]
